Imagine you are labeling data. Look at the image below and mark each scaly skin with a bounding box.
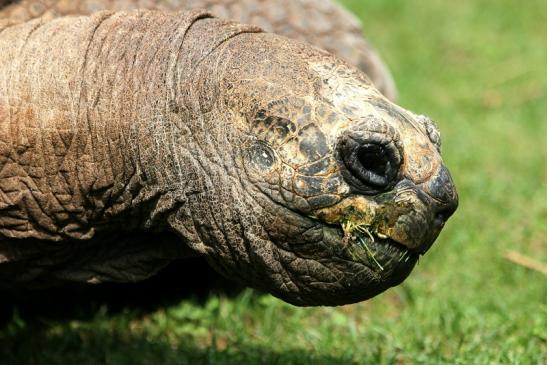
[0,10,457,306]
[0,0,398,101]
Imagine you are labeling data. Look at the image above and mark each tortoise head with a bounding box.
[192,33,458,306]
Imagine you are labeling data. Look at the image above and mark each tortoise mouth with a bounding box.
[342,226,419,273]
[310,194,430,274]
[319,220,419,276]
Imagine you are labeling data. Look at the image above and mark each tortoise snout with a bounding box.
[425,165,459,225]
[392,165,457,254]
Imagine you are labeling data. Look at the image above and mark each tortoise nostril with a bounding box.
[425,165,459,223]
[435,210,449,223]
[435,199,458,223]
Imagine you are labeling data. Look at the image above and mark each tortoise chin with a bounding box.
[260,216,421,306]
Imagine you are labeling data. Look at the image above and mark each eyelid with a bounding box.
[337,131,403,194]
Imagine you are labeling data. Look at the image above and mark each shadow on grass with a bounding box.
[0,316,359,365]
[0,259,360,364]
[0,257,243,325]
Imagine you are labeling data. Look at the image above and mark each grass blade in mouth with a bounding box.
[342,221,384,272]
[358,236,384,271]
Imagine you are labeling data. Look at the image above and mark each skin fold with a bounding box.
[0,0,398,101]
[0,10,457,306]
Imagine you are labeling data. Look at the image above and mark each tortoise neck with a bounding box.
[0,10,260,240]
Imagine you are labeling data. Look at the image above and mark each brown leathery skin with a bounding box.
[0,10,457,306]
[0,0,398,101]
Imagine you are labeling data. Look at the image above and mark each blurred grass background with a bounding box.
[1,0,545,363]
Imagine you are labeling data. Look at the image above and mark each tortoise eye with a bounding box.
[356,143,393,186]
[338,135,402,194]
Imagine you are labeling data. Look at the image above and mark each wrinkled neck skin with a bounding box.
[0,11,264,284]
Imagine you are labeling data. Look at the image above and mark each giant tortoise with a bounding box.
[0,1,457,306]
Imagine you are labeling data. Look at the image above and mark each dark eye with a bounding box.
[339,136,402,193]
[356,144,392,185]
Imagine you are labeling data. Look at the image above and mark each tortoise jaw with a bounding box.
[316,216,419,276]
[312,191,445,252]
[310,194,430,275]
[342,224,419,273]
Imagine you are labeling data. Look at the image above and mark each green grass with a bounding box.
[1,0,546,363]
